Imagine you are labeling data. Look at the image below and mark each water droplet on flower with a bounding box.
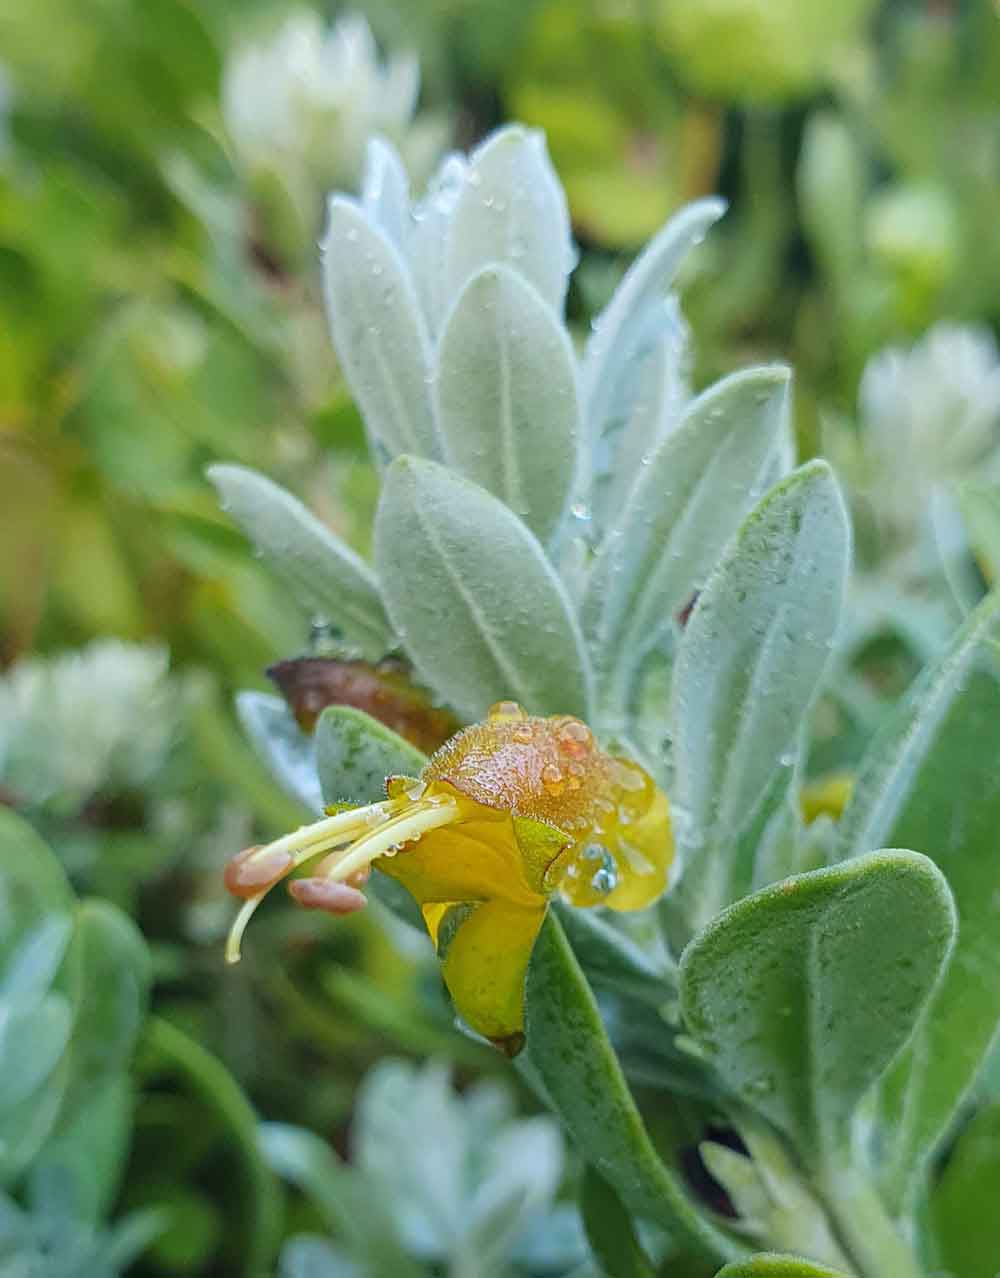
[541,763,565,795]
[488,700,527,720]
[590,863,618,895]
[556,719,593,758]
[611,759,647,793]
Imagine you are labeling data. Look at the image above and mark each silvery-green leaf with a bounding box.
[361,138,411,251]
[701,1123,850,1269]
[551,901,671,1008]
[236,691,321,814]
[715,1258,849,1278]
[0,810,72,968]
[445,126,574,315]
[261,1123,423,1277]
[410,154,467,337]
[837,592,1000,1208]
[316,706,427,807]
[581,1167,655,1278]
[592,297,691,531]
[1,916,73,1001]
[63,902,150,1087]
[322,196,441,462]
[958,480,1000,579]
[521,915,744,1264]
[929,486,980,617]
[279,1237,361,1278]
[36,1075,132,1224]
[584,366,792,715]
[671,463,849,933]
[929,1103,1000,1278]
[582,199,725,453]
[435,264,581,545]
[375,457,592,722]
[208,464,393,659]
[679,850,955,1170]
[0,994,73,1117]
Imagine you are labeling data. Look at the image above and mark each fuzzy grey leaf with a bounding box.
[445,126,575,315]
[208,463,393,659]
[584,366,792,715]
[435,264,581,545]
[375,457,591,722]
[582,199,725,456]
[672,462,850,931]
[322,197,440,462]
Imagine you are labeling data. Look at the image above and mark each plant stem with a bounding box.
[817,1160,923,1278]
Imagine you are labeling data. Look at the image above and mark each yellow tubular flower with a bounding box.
[224,701,674,1053]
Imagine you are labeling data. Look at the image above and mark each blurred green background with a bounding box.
[1,1,998,1274]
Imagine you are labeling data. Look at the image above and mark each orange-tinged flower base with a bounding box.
[224,702,674,1050]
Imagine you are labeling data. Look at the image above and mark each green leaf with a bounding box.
[929,1104,1000,1278]
[260,1123,424,1278]
[591,299,689,531]
[679,850,956,1168]
[0,809,72,967]
[581,1165,654,1278]
[143,1017,283,1278]
[61,901,150,1094]
[279,1237,361,1278]
[1,916,73,1000]
[582,198,726,453]
[236,691,322,814]
[551,901,672,1008]
[36,1075,133,1222]
[797,113,864,288]
[0,994,73,1116]
[322,197,441,462]
[208,464,393,659]
[435,264,581,546]
[700,1124,850,1268]
[837,592,1000,1206]
[672,462,850,932]
[958,480,1000,581]
[583,366,793,712]
[361,138,411,251]
[715,1257,849,1278]
[520,914,744,1266]
[410,156,467,338]
[445,126,574,315]
[375,457,592,721]
[315,706,428,806]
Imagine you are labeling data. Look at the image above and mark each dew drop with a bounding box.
[557,719,593,759]
[541,763,565,795]
[489,700,527,720]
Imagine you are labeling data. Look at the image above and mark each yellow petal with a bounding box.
[376,804,555,908]
[439,898,547,1046]
[605,787,673,910]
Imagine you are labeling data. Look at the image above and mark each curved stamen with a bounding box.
[223,796,463,964]
[224,797,406,963]
[318,798,460,886]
